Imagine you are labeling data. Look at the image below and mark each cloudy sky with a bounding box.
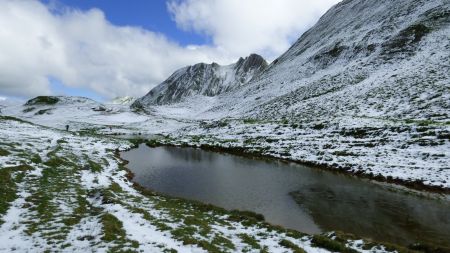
[0,0,341,101]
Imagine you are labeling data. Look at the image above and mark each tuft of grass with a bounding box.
[109,182,123,193]
[0,147,10,156]
[238,234,260,249]
[35,109,52,115]
[0,165,32,223]
[88,160,103,173]
[211,235,235,250]
[279,239,307,253]
[56,139,68,144]
[63,189,90,227]
[22,107,35,113]
[243,118,260,124]
[311,235,359,253]
[30,154,42,164]
[101,213,127,242]
[44,156,68,168]
[0,115,29,124]
[228,209,265,226]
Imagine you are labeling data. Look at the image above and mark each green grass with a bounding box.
[62,189,90,227]
[101,213,127,242]
[88,160,103,173]
[0,147,10,156]
[279,239,307,253]
[243,118,261,124]
[25,96,60,106]
[211,235,235,251]
[30,154,42,164]
[35,109,52,115]
[312,235,359,253]
[22,107,35,113]
[100,212,139,252]
[238,234,260,249]
[0,115,31,124]
[0,165,31,224]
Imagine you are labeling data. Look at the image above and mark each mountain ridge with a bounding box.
[132,53,267,108]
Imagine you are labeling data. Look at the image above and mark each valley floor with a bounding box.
[1,101,449,252]
[0,115,410,253]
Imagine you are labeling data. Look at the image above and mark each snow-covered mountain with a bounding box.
[202,0,450,121]
[134,0,449,123]
[132,54,267,107]
[23,96,105,113]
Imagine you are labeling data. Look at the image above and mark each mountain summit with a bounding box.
[132,54,267,107]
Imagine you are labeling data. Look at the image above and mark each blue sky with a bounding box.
[42,0,208,101]
[0,0,340,101]
[44,0,209,46]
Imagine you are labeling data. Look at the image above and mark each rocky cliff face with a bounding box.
[132,54,267,107]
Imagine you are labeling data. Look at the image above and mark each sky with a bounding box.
[0,0,341,101]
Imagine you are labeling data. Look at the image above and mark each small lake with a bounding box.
[121,144,450,247]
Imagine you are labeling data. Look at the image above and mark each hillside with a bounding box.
[190,0,449,120]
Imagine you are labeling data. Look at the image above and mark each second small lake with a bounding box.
[121,144,450,247]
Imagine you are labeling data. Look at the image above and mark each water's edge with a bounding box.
[138,139,450,196]
[119,143,450,248]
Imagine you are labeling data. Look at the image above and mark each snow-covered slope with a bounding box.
[0,96,22,113]
[132,54,267,107]
[134,0,449,123]
[201,0,450,121]
[2,96,151,131]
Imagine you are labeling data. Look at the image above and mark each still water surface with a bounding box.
[121,145,450,247]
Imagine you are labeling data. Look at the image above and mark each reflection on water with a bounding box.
[121,145,450,247]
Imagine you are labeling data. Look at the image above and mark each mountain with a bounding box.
[132,54,267,107]
[201,0,450,122]
[133,0,449,124]
[23,96,104,114]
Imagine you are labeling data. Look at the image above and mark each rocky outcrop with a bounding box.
[132,54,267,107]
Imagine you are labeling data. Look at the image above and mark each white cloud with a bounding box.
[0,0,233,99]
[0,0,340,99]
[168,0,341,58]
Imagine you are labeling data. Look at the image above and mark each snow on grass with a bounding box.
[0,118,348,252]
[1,116,411,252]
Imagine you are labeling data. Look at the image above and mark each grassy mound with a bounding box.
[25,96,60,106]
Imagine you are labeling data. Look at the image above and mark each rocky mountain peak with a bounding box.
[235,53,267,74]
[132,54,268,107]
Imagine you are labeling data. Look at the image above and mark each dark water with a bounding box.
[121,145,450,247]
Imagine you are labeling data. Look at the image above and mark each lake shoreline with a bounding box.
[135,138,450,196]
[119,143,450,248]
